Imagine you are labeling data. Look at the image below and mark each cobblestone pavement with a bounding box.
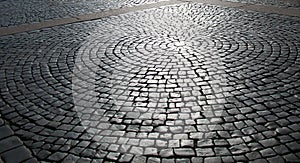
[0,115,37,162]
[1,2,300,163]
[1,0,299,28]
[223,0,300,8]
[0,0,167,27]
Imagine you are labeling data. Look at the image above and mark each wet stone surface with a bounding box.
[0,2,300,162]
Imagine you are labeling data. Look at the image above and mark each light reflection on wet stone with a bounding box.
[0,2,299,162]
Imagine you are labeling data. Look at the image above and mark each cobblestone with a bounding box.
[224,0,300,8]
[0,116,36,162]
[1,146,33,163]
[0,1,300,162]
[0,0,168,27]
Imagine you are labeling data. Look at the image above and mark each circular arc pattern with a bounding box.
[0,3,299,162]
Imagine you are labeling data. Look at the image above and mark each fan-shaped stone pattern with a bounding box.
[73,32,230,155]
[0,3,299,162]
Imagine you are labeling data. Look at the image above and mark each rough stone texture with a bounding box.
[223,0,300,8]
[0,0,168,27]
[0,2,299,162]
[0,116,37,162]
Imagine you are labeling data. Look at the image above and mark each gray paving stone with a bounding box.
[229,144,250,155]
[267,156,285,163]
[130,146,143,155]
[191,157,203,163]
[286,142,300,151]
[106,152,120,161]
[283,153,300,162]
[0,1,300,162]
[132,155,147,163]
[174,148,195,156]
[197,139,214,147]
[204,157,222,163]
[259,138,280,147]
[140,139,155,147]
[0,146,32,163]
[0,126,13,139]
[148,157,161,163]
[144,148,158,156]
[232,155,248,162]
[118,154,134,162]
[159,149,174,157]
[47,152,67,161]
[221,156,234,162]
[37,150,51,159]
[0,136,22,153]
[214,147,231,156]
[175,158,191,163]
[260,148,276,157]
[63,154,80,162]
[196,148,214,156]
[162,158,175,163]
